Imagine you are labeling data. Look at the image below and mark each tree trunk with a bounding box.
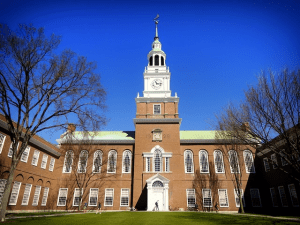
[0,160,17,222]
[239,195,245,213]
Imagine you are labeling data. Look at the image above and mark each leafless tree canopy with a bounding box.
[215,69,300,181]
[0,24,106,221]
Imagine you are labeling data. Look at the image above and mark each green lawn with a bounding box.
[6,212,300,225]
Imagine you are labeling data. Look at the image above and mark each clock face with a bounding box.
[151,79,163,90]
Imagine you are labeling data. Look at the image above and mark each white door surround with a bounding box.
[146,173,169,211]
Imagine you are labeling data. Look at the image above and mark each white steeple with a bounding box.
[142,16,171,98]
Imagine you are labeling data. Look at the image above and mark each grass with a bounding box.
[5,212,300,225]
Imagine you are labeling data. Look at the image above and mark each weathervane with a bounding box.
[153,14,159,39]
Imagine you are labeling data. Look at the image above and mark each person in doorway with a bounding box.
[215,202,219,213]
[154,200,159,211]
[96,202,101,214]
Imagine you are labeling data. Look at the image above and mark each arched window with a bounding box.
[107,150,117,173]
[63,150,74,173]
[152,181,163,187]
[153,150,162,172]
[122,150,132,173]
[184,150,194,173]
[149,56,153,66]
[243,150,255,173]
[228,150,240,173]
[155,55,159,66]
[78,150,88,173]
[199,150,209,173]
[214,150,225,173]
[93,150,103,173]
[161,56,164,66]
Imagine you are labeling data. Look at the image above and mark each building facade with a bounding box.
[0,22,298,214]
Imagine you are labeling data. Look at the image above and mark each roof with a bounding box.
[180,131,217,140]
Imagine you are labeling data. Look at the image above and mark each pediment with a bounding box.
[146,173,170,185]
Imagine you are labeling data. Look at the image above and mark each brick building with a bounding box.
[0,22,298,214]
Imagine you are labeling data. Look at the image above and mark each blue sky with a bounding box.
[1,0,299,144]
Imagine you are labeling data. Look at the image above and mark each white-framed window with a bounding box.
[271,154,278,169]
[270,187,279,207]
[107,150,117,173]
[122,150,132,173]
[41,187,49,206]
[57,188,68,206]
[278,186,288,207]
[214,150,225,173]
[104,188,114,206]
[20,147,31,163]
[89,188,98,206]
[32,185,41,206]
[288,184,299,207]
[153,149,162,172]
[63,150,74,173]
[78,150,88,173]
[146,157,151,172]
[0,179,7,204]
[250,189,261,207]
[165,157,170,172]
[31,150,40,166]
[218,189,229,207]
[49,158,55,171]
[186,189,196,207]
[21,184,32,205]
[93,150,102,173]
[41,154,48,169]
[263,158,270,172]
[228,150,240,173]
[199,150,209,173]
[0,133,6,154]
[202,189,212,207]
[280,150,288,166]
[153,104,161,114]
[243,150,255,173]
[8,142,19,158]
[234,189,245,207]
[184,150,194,173]
[73,188,82,206]
[120,188,129,206]
[9,181,21,205]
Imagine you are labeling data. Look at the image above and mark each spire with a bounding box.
[154,14,159,40]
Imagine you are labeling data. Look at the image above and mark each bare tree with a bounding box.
[0,24,106,221]
[215,69,300,183]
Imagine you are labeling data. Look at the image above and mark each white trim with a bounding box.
[153,149,162,172]
[288,184,299,207]
[165,157,170,172]
[243,150,255,173]
[214,150,225,173]
[270,187,278,207]
[146,157,151,172]
[120,188,129,207]
[218,189,229,207]
[0,179,7,204]
[104,188,114,206]
[41,154,48,169]
[278,186,288,207]
[62,150,74,173]
[49,158,55,171]
[153,104,161,114]
[263,158,270,172]
[202,189,212,207]
[77,150,88,173]
[57,188,68,206]
[73,188,82,206]
[250,188,262,207]
[228,150,240,173]
[107,150,117,173]
[92,150,103,173]
[184,150,194,173]
[21,184,32,205]
[89,188,98,206]
[32,185,41,206]
[20,147,31,163]
[8,143,19,158]
[122,150,132,173]
[31,150,40,166]
[0,133,6,154]
[41,187,49,206]
[234,189,245,207]
[9,181,21,205]
[199,150,209,173]
[186,189,196,207]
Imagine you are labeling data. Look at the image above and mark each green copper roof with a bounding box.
[70,131,135,140]
[180,131,217,140]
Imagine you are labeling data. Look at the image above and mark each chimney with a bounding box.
[241,122,250,132]
[67,123,76,133]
